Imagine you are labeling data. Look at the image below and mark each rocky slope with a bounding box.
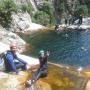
[11,12,45,32]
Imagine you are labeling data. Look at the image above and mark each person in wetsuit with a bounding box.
[27,50,50,86]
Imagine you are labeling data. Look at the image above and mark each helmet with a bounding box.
[39,50,44,54]
[39,50,45,57]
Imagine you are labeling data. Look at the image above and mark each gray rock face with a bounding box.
[11,11,44,32]
[34,0,44,6]
[82,18,90,25]
[11,12,32,32]
[0,26,26,54]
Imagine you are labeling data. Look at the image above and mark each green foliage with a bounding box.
[75,5,88,16]
[57,0,65,13]
[20,4,34,16]
[33,11,50,26]
[0,0,17,28]
[36,2,55,25]
[39,2,51,15]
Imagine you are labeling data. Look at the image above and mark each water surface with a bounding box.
[23,30,90,67]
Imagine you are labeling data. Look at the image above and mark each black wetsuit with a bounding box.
[78,15,83,25]
[30,54,48,85]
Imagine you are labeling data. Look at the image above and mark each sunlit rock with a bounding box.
[40,63,90,90]
[11,12,32,32]
[81,68,90,78]
[0,26,26,53]
[0,71,29,90]
[85,80,90,90]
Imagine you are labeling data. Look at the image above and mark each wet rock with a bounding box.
[0,71,29,90]
[81,68,90,78]
[26,80,52,90]
[85,80,90,90]
[1,63,90,90]
[40,63,90,90]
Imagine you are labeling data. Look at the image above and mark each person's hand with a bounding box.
[17,71,24,76]
[26,64,31,70]
[46,51,50,56]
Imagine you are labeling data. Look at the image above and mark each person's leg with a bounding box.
[15,62,27,70]
[69,19,70,25]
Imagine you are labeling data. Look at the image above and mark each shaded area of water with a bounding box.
[23,30,90,67]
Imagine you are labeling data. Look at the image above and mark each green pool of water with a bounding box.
[22,30,90,68]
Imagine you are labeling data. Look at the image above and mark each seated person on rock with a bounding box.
[4,42,28,74]
[27,50,50,86]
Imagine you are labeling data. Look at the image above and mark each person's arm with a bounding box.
[6,54,18,73]
[15,55,27,65]
[45,51,50,57]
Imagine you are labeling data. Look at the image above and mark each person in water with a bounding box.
[4,42,28,74]
[27,50,50,86]
[55,24,60,31]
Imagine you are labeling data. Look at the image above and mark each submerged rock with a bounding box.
[40,63,90,90]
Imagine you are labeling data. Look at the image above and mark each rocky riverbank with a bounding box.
[1,15,90,90]
[64,17,90,30]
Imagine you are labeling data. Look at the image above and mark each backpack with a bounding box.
[0,51,17,72]
[0,52,7,71]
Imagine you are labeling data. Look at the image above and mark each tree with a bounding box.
[33,11,49,26]
[0,0,17,28]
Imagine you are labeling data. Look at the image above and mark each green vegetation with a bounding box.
[0,0,17,28]
[20,4,34,16]
[75,5,88,16]
[33,11,50,26]
[0,0,90,28]
[33,1,55,26]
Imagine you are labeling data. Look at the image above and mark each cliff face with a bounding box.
[0,0,90,27]
[53,0,90,23]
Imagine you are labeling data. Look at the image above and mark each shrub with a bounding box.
[37,2,55,25]
[33,11,50,26]
[20,4,34,16]
[0,0,17,28]
[75,5,88,16]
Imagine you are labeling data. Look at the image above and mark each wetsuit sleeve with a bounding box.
[15,56,27,65]
[45,51,50,57]
[6,53,18,73]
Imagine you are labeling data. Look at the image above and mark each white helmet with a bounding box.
[39,50,44,54]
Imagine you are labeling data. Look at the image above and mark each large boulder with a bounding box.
[11,12,32,32]
[11,12,45,32]
[0,26,26,53]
